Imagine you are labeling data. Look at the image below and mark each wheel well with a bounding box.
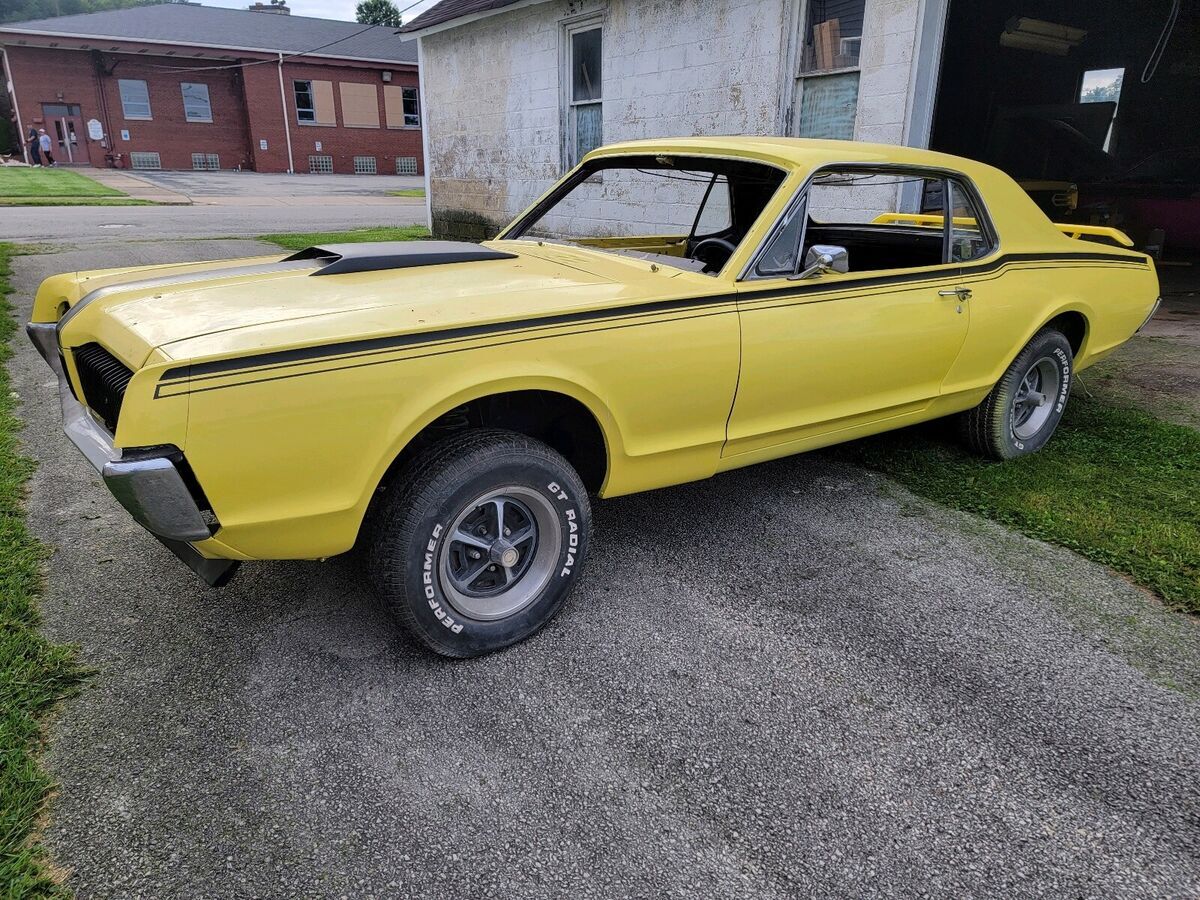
[383,390,609,494]
[1045,311,1087,356]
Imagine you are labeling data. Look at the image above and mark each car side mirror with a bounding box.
[790,244,849,280]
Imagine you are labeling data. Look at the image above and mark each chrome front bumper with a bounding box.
[26,323,239,587]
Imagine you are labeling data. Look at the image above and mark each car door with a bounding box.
[723,168,977,458]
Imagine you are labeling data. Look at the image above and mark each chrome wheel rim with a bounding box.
[1011,357,1061,441]
[438,486,560,621]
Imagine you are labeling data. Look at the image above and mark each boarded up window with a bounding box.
[340,82,379,128]
[384,85,420,128]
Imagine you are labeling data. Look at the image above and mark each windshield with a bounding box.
[504,155,787,275]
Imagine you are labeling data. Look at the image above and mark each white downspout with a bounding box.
[2,48,30,165]
[276,52,295,174]
[417,36,432,232]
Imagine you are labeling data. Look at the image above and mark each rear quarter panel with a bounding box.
[940,254,1158,404]
[938,163,1158,406]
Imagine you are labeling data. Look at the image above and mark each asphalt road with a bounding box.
[0,202,426,243]
[128,170,425,198]
[9,240,1200,898]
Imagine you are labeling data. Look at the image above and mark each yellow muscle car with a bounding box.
[27,138,1160,656]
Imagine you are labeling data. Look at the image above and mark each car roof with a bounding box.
[584,136,1092,253]
[587,137,997,178]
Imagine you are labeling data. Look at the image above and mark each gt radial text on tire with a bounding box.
[963,328,1074,460]
[368,429,591,657]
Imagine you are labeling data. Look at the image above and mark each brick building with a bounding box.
[0,3,423,175]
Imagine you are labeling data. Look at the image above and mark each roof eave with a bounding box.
[0,25,417,66]
[400,0,553,39]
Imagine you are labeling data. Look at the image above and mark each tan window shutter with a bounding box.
[383,85,406,129]
[339,82,380,128]
[312,80,337,126]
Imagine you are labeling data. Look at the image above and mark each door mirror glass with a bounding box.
[793,243,849,279]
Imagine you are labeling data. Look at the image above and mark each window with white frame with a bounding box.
[181,83,212,123]
[564,20,602,169]
[118,79,152,119]
[191,152,219,170]
[353,155,377,175]
[295,80,316,123]
[395,156,418,175]
[402,87,420,126]
[309,154,333,174]
[791,0,865,141]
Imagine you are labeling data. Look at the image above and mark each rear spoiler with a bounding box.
[872,213,1135,248]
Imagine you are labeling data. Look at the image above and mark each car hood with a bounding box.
[57,241,709,369]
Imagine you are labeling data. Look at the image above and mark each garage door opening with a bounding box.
[928,1,1199,263]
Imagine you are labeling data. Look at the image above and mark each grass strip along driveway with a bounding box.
[0,168,149,207]
[261,226,1200,617]
[840,397,1200,614]
[0,242,83,896]
[259,225,430,252]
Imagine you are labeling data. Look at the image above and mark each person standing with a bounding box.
[27,126,41,166]
[38,128,55,166]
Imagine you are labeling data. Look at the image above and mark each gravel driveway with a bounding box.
[9,240,1200,898]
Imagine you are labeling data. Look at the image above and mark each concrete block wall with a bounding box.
[423,0,792,240]
[423,0,929,239]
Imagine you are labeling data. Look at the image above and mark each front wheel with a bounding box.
[962,328,1073,460]
[368,429,591,657]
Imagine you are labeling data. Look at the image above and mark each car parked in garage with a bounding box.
[27,138,1160,656]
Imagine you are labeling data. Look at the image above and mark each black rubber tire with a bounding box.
[962,328,1073,460]
[367,429,590,657]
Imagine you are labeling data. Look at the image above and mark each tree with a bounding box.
[355,0,401,27]
[0,0,188,26]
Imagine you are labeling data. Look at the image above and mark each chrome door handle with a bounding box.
[939,287,972,300]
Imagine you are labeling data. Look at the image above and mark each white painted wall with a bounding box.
[420,0,929,237]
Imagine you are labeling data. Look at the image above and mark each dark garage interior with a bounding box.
[930,0,1199,265]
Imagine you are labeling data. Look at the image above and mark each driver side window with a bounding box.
[751,168,994,279]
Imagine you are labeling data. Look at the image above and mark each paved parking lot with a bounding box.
[9,238,1200,898]
[127,169,424,201]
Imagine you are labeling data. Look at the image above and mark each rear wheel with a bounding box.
[368,429,590,657]
[962,328,1073,460]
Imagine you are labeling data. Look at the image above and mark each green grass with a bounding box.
[0,167,133,207]
[259,225,430,251]
[838,396,1200,613]
[0,198,152,207]
[387,188,425,198]
[0,243,83,897]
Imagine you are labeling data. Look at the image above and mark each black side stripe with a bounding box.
[157,250,1148,385]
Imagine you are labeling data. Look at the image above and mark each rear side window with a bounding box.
[947,180,992,261]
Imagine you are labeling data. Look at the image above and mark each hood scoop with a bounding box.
[285,240,517,276]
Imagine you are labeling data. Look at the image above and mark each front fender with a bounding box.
[364,371,626,510]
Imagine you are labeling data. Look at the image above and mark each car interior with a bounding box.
[510,159,993,278]
[508,155,788,274]
[759,170,993,277]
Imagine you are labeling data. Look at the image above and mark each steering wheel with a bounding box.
[690,237,738,273]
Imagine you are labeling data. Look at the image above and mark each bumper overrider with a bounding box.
[26,323,240,588]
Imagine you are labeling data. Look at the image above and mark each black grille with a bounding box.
[72,343,133,433]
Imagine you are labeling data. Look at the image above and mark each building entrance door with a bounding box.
[40,103,91,165]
